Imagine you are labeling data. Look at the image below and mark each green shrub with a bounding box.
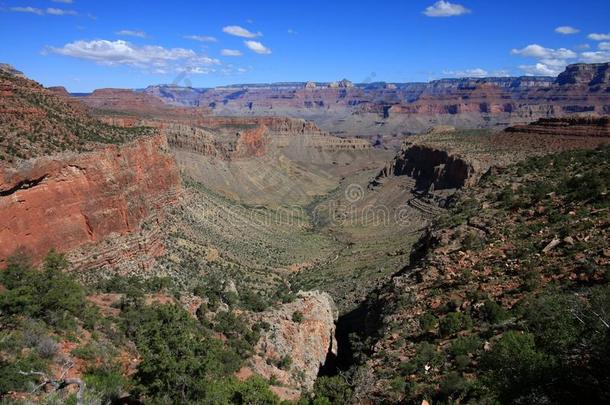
[450,335,482,357]
[313,375,352,404]
[455,355,471,371]
[419,311,438,333]
[83,366,127,404]
[0,251,91,330]
[292,311,304,323]
[481,300,509,324]
[524,293,584,355]
[0,354,48,394]
[122,304,243,402]
[482,331,555,403]
[439,312,473,337]
[438,371,469,399]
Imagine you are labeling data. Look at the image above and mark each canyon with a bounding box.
[135,63,610,145]
[1,61,610,403]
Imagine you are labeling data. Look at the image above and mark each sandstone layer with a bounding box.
[506,116,610,137]
[0,135,181,268]
[138,63,610,142]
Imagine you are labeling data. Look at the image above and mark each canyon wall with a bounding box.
[0,135,181,269]
[376,142,481,193]
[138,63,610,140]
[506,116,610,137]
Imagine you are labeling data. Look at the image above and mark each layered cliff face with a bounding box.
[507,116,610,137]
[0,66,182,271]
[78,91,383,206]
[0,135,181,268]
[138,63,610,140]
[378,143,480,193]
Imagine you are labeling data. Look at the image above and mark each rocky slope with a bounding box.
[348,145,610,404]
[241,291,338,400]
[0,65,151,164]
[0,65,182,273]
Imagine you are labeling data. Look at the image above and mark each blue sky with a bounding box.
[1,0,609,92]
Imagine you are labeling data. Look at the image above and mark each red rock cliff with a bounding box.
[0,135,181,267]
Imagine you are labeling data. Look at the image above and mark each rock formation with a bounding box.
[135,63,610,141]
[379,143,480,192]
[243,291,338,398]
[0,134,181,269]
[506,116,610,137]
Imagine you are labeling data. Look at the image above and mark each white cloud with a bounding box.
[599,42,610,51]
[184,35,217,42]
[423,1,471,17]
[443,68,488,78]
[116,30,147,38]
[511,44,579,76]
[46,7,77,15]
[287,29,297,35]
[244,40,271,54]
[519,63,563,76]
[9,6,77,15]
[221,49,243,56]
[581,50,610,63]
[47,39,220,73]
[511,44,576,59]
[180,66,214,75]
[10,6,44,15]
[555,26,579,35]
[222,25,261,38]
[588,33,610,41]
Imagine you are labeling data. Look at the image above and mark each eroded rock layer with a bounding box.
[506,116,610,137]
[0,135,181,268]
[139,63,610,140]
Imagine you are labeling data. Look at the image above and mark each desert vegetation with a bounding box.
[0,252,287,404]
[345,145,610,403]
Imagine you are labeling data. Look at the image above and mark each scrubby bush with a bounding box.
[419,311,438,333]
[439,312,472,337]
[292,310,304,323]
[313,375,353,404]
[480,299,509,324]
[122,304,244,402]
[0,251,88,330]
[482,331,555,403]
[450,335,481,357]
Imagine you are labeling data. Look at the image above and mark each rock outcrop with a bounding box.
[243,291,338,398]
[0,135,181,268]
[376,142,481,193]
[78,88,211,119]
[506,116,610,137]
